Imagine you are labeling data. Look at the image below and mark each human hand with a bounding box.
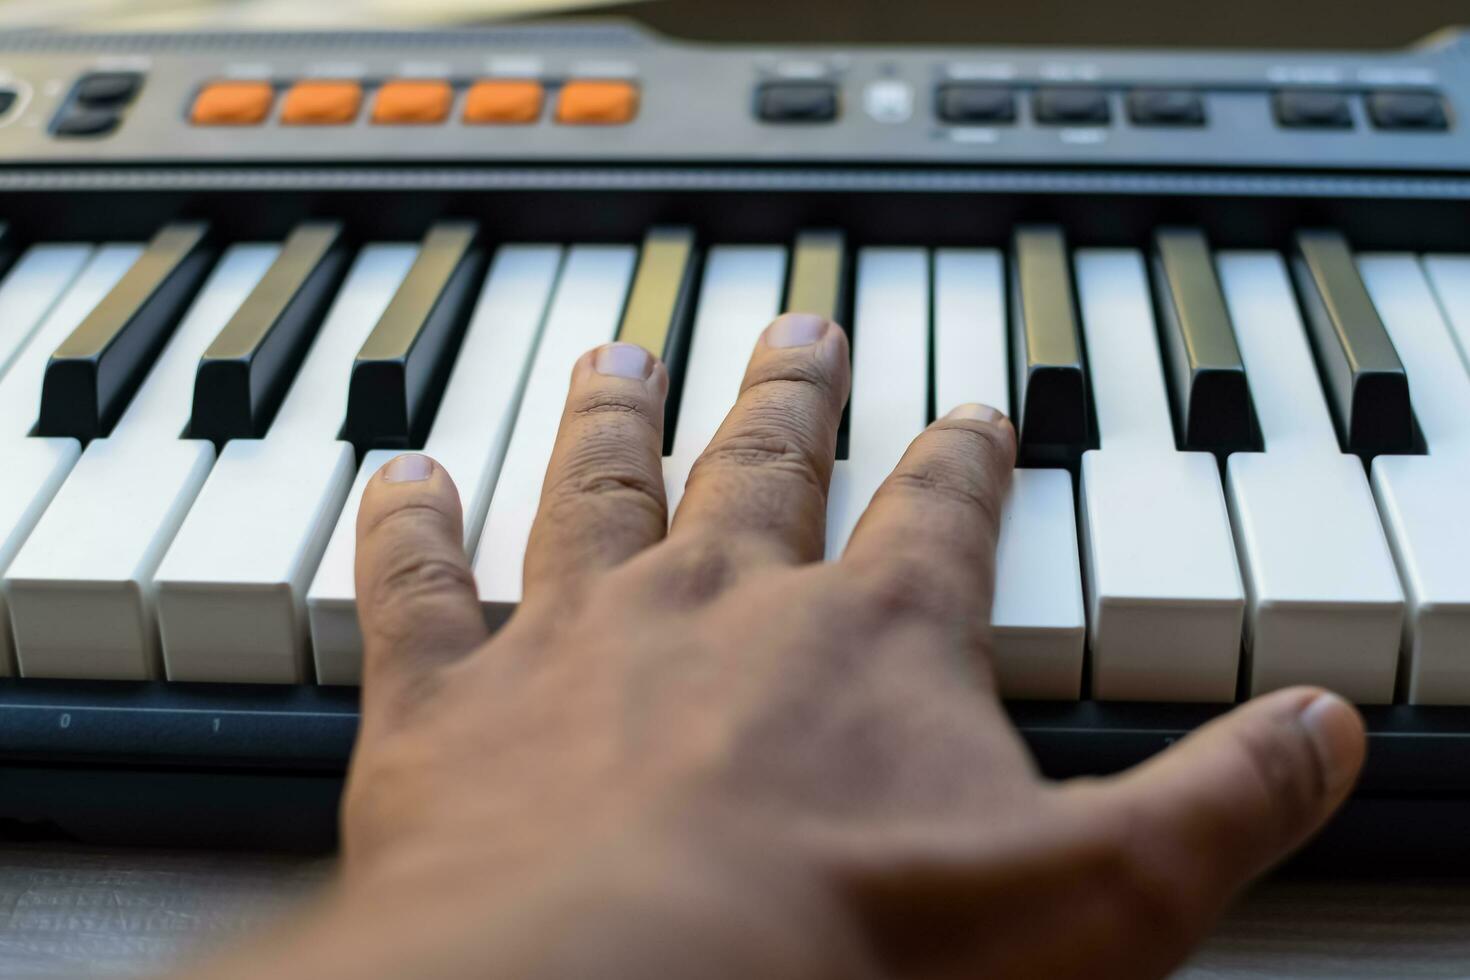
[196,313,1365,980]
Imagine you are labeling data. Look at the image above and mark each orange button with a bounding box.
[463,80,544,124]
[372,79,452,125]
[190,81,274,126]
[556,80,639,125]
[280,80,362,125]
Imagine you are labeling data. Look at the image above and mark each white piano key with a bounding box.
[7,246,277,680]
[473,245,637,622]
[934,249,1085,699]
[0,439,79,674]
[933,250,1007,418]
[1075,250,1243,702]
[0,245,141,439]
[308,245,564,685]
[0,246,136,673]
[825,248,930,560]
[1361,255,1470,704]
[664,246,788,514]
[0,245,93,382]
[265,245,422,447]
[155,245,416,683]
[1425,255,1470,375]
[1219,252,1403,703]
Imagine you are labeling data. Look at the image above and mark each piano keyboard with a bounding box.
[0,22,1469,857]
[3,219,1469,708]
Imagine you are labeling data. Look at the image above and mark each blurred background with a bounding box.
[0,0,1462,50]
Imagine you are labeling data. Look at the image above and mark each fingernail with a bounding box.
[382,453,432,483]
[594,342,655,380]
[765,313,830,349]
[944,402,1004,423]
[1298,692,1363,795]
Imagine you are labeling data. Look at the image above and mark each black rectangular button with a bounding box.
[1367,91,1449,130]
[1011,226,1090,464]
[1151,229,1256,452]
[1127,89,1205,126]
[74,72,143,106]
[618,227,699,452]
[52,106,120,137]
[1291,230,1413,454]
[1274,90,1353,129]
[191,222,350,444]
[39,222,215,439]
[756,82,838,123]
[343,221,486,454]
[1033,88,1110,125]
[936,85,1015,124]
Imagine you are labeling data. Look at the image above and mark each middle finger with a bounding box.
[669,313,850,566]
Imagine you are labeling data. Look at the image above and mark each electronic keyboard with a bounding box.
[0,22,1469,863]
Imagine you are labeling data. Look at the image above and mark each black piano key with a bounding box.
[0,223,20,284]
[38,222,214,440]
[191,221,350,444]
[342,221,486,454]
[1291,230,1414,455]
[1151,228,1257,452]
[616,227,699,453]
[1011,226,1090,465]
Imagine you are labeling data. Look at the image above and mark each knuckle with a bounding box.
[545,425,667,526]
[362,500,457,543]
[377,554,478,608]
[930,417,1017,469]
[639,533,738,603]
[696,423,825,490]
[544,461,667,526]
[885,464,1003,532]
[744,350,839,399]
[849,552,959,622]
[368,555,477,650]
[900,425,1013,504]
[570,387,661,433]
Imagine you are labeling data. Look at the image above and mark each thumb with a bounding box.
[355,452,488,720]
[1063,687,1364,944]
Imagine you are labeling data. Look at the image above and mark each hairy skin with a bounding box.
[190,315,1365,980]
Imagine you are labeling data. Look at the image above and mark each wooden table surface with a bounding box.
[0,844,1465,977]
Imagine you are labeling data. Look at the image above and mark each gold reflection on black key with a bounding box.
[1292,229,1413,455]
[617,226,698,359]
[785,230,847,324]
[1152,228,1256,452]
[618,227,699,453]
[1011,225,1089,464]
[344,220,485,454]
[193,221,349,444]
[39,221,214,440]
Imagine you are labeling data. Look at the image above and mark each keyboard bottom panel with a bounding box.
[2,680,1469,869]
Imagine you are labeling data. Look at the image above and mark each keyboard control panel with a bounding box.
[0,23,1460,170]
